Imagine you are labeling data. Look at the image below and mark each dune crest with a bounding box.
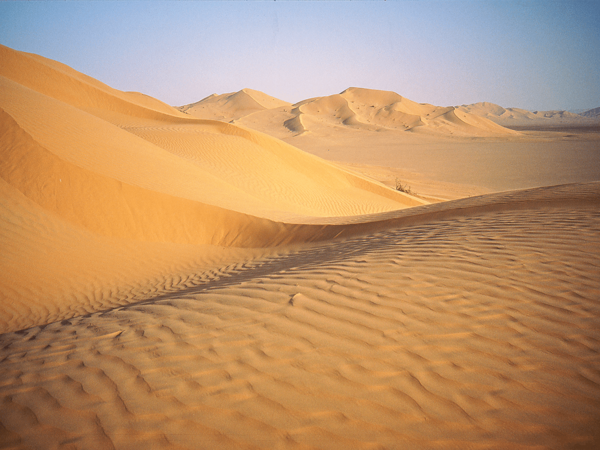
[0,44,185,121]
[292,87,515,136]
[180,88,291,121]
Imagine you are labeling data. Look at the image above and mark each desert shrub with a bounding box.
[395,178,413,195]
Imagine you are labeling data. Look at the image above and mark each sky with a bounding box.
[1,1,599,111]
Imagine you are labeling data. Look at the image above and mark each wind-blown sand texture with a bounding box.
[1,45,600,449]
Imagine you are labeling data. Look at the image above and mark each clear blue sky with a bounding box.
[1,1,599,111]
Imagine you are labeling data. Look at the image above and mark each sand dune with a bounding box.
[179,89,599,200]
[180,89,291,122]
[179,87,600,201]
[1,44,600,449]
[0,46,417,222]
[458,101,600,128]
[290,88,515,136]
[201,94,599,200]
[0,44,427,332]
[182,87,516,138]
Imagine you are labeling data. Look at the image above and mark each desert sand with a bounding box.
[457,102,600,129]
[1,44,600,450]
[182,87,600,200]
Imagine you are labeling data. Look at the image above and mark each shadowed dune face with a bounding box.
[1,43,600,450]
[581,107,600,118]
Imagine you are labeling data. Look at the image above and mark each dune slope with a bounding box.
[291,87,515,136]
[0,45,426,333]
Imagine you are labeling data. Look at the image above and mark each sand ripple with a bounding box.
[1,189,599,449]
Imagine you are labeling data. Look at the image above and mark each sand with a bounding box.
[457,102,600,128]
[181,88,600,200]
[1,45,600,449]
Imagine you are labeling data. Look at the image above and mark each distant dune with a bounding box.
[182,87,599,137]
[457,101,600,128]
[181,87,516,137]
[581,106,600,118]
[181,88,600,199]
[180,88,291,121]
[1,44,600,450]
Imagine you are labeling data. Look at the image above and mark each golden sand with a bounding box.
[1,45,599,449]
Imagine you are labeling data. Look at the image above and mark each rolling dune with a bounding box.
[181,87,516,138]
[290,88,516,136]
[1,44,600,450]
[457,102,600,128]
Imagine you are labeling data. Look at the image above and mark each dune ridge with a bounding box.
[0,177,598,334]
[0,45,185,122]
[291,87,515,136]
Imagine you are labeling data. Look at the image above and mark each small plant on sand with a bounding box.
[395,178,413,195]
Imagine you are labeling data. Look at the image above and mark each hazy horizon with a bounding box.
[1,0,599,111]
